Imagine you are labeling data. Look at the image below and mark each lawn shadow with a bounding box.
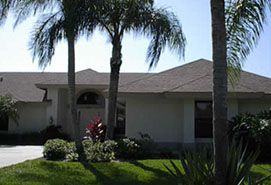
[128,160,170,177]
[81,160,178,185]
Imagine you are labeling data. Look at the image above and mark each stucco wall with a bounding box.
[238,99,271,114]
[126,96,183,143]
[125,96,267,144]
[8,102,48,133]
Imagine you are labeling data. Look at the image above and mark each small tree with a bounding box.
[0,95,18,123]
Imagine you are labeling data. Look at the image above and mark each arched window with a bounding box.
[77,92,103,105]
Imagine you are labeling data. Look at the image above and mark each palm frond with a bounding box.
[121,1,186,69]
[0,0,11,26]
[30,12,64,69]
[12,0,59,27]
[225,0,271,84]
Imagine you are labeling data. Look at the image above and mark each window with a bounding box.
[77,92,103,105]
[0,115,9,131]
[195,101,213,138]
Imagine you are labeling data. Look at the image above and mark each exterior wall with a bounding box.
[182,99,195,143]
[46,87,59,125]
[126,96,183,143]
[238,99,271,114]
[8,102,48,133]
[125,96,271,145]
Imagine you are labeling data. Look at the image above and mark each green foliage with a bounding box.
[164,142,270,185]
[116,133,156,159]
[116,138,140,159]
[135,132,156,158]
[82,140,117,162]
[225,0,271,84]
[43,139,78,161]
[229,110,271,161]
[0,95,18,122]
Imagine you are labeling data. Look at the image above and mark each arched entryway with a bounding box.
[76,90,105,137]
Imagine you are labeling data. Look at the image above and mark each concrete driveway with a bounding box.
[0,145,43,168]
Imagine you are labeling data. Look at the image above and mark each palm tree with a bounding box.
[13,0,96,153]
[88,0,186,139]
[0,0,11,26]
[211,0,271,184]
[210,0,228,185]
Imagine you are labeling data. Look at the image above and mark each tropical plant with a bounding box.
[85,116,106,142]
[0,95,18,122]
[164,142,270,185]
[85,0,186,139]
[12,0,97,154]
[229,110,271,161]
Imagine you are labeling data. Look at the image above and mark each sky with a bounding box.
[0,0,270,78]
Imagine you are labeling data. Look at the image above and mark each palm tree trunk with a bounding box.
[211,0,228,185]
[106,35,122,139]
[67,34,81,151]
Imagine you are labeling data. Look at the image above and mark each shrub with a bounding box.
[85,116,106,142]
[40,125,70,143]
[116,138,140,159]
[135,132,156,158]
[0,95,19,122]
[116,133,156,159]
[43,139,78,161]
[82,140,117,162]
[229,110,271,161]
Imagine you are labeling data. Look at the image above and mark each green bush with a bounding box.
[136,133,156,158]
[229,110,271,161]
[82,140,117,162]
[43,139,78,161]
[116,138,140,159]
[116,133,156,159]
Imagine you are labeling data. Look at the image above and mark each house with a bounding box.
[1,59,271,147]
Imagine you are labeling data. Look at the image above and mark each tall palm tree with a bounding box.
[13,0,96,152]
[210,0,228,185]
[88,0,186,139]
[211,0,271,184]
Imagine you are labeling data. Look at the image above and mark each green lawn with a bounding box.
[0,159,270,185]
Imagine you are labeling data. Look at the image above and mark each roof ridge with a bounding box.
[156,59,212,75]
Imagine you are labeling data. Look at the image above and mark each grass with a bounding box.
[0,159,270,185]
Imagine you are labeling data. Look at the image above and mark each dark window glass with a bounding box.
[77,92,101,105]
[0,115,9,131]
[195,101,213,138]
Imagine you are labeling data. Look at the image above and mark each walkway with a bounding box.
[0,145,43,168]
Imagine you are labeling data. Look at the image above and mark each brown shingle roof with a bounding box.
[118,59,271,94]
[0,72,65,102]
[1,59,270,102]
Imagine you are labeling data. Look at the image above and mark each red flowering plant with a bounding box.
[85,116,106,142]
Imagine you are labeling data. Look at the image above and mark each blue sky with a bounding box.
[0,0,270,78]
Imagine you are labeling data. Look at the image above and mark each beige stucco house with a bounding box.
[1,59,271,147]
